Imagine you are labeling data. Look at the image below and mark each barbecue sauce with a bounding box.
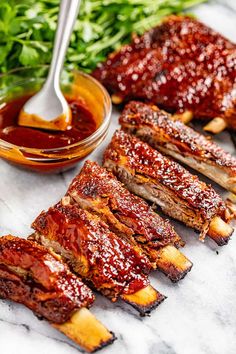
[0,236,94,323]
[33,203,150,297]
[0,95,97,149]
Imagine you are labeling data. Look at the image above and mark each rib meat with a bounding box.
[119,101,236,193]
[66,160,192,282]
[93,15,236,130]
[103,130,234,246]
[0,235,115,352]
[0,235,94,323]
[31,202,164,314]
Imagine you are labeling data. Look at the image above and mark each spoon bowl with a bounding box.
[19,85,72,131]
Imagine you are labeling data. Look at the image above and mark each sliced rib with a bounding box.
[119,101,236,194]
[66,160,192,282]
[0,235,114,352]
[103,130,234,246]
[31,202,164,315]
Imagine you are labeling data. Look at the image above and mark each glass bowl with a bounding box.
[0,67,111,173]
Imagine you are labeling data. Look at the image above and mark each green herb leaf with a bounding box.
[19,44,39,65]
[0,0,206,74]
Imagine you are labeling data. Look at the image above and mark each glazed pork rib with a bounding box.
[66,160,192,282]
[119,101,236,194]
[31,202,164,315]
[93,15,236,133]
[103,130,234,246]
[0,235,114,353]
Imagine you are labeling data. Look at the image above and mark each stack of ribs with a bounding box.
[93,16,236,133]
[0,235,114,352]
[119,101,236,194]
[31,201,165,315]
[104,130,234,246]
[65,160,192,282]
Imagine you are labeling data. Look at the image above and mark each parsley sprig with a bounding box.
[0,0,205,74]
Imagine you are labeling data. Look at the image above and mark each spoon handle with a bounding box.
[46,0,81,89]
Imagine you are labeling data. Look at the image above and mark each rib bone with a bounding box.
[204,117,227,134]
[53,308,115,353]
[172,110,193,124]
[121,285,166,316]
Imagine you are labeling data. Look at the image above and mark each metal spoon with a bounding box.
[18,0,81,131]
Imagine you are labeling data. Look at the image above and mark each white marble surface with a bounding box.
[1,1,236,353]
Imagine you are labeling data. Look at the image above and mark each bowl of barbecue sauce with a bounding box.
[0,67,111,173]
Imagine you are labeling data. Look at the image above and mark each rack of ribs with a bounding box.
[103,130,234,246]
[31,202,165,316]
[0,235,114,352]
[66,160,192,282]
[119,101,236,194]
[93,15,236,134]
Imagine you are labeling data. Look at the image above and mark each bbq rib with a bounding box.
[66,160,192,282]
[31,202,165,315]
[119,101,236,194]
[103,130,234,246]
[0,235,114,352]
[93,15,236,133]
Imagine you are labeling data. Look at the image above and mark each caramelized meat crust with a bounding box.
[67,161,183,256]
[32,203,150,299]
[93,16,236,129]
[104,130,227,227]
[119,101,236,192]
[120,101,236,174]
[0,235,94,323]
